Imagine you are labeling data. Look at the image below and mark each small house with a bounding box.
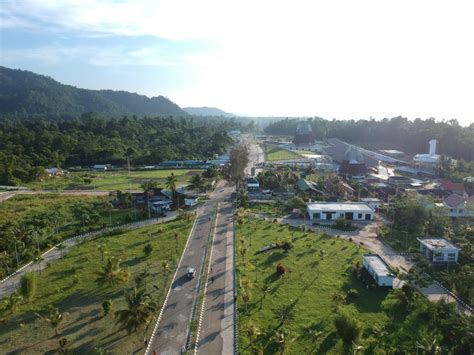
[246,177,260,191]
[440,180,465,195]
[307,202,374,221]
[45,167,65,177]
[443,193,472,217]
[363,254,395,287]
[94,164,111,171]
[184,196,199,207]
[361,198,381,210]
[417,238,460,263]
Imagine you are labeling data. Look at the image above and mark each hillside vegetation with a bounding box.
[0,66,186,118]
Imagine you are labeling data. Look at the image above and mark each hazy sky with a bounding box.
[1,0,473,125]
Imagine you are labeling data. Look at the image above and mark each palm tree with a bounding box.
[415,335,442,354]
[35,306,68,336]
[95,257,130,287]
[188,174,204,192]
[3,292,23,314]
[161,260,171,277]
[244,323,260,348]
[165,173,178,206]
[115,287,158,334]
[273,303,296,326]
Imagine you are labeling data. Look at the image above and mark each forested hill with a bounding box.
[0,66,187,118]
[265,117,474,162]
[183,106,234,117]
[0,115,246,185]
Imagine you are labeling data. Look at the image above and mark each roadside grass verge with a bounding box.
[236,217,390,354]
[0,218,193,354]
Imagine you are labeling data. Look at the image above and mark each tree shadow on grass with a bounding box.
[316,331,339,354]
[261,251,286,267]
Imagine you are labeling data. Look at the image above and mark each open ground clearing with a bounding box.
[26,169,203,191]
[0,218,193,354]
[264,145,302,161]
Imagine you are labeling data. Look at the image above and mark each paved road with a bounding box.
[0,213,177,298]
[197,201,235,355]
[146,185,232,355]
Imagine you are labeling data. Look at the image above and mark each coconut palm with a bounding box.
[161,260,171,276]
[273,303,296,326]
[165,173,178,205]
[188,174,204,192]
[415,336,443,354]
[95,257,130,287]
[35,306,68,336]
[115,287,158,334]
[244,323,261,348]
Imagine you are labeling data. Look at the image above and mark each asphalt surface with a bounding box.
[197,201,235,355]
[146,141,263,355]
[146,186,232,355]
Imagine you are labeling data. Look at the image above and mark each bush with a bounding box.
[276,262,286,275]
[20,272,37,302]
[143,243,153,257]
[335,217,347,230]
[347,289,359,299]
[102,299,113,316]
[333,310,361,349]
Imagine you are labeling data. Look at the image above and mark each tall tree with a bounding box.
[115,287,158,334]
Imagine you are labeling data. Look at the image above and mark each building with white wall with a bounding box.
[417,238,460,263]
[413,139,440,172]
[363,254,395,287]
[307,202,374,221]
[361,198,381,210]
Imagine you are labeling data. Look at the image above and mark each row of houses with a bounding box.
[364,237,460,287]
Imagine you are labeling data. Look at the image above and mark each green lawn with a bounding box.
[26,169,203,191]
[264,145,302,161]
[236,217,390,354]
[0,194,144,279]
[0,217,193,354]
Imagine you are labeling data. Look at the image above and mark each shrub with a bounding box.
[335,217,347,230]
[276,262,286,275]
[333,310,361,349]
[20,272,37,302]
[347,289,359,299]
[102,299,113,316]
[143,243,153,257]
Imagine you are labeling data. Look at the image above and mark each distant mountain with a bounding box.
[0,66,187,118]
[183,106,234,117]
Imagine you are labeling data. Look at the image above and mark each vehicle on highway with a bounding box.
[186,266,196,279]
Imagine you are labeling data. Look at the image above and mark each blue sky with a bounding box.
[1,0,473,125]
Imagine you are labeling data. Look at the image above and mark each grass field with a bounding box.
[236,217,390,354]
[26,169,203,191]
[0,194,144,279]
[264,145,302,161]
[0,217,193,354]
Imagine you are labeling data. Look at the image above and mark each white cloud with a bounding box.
[1,0,474,124]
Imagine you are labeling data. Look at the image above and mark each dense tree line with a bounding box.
[265,117,474,162]
[0,66,186,118]
[0,115,245,185]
